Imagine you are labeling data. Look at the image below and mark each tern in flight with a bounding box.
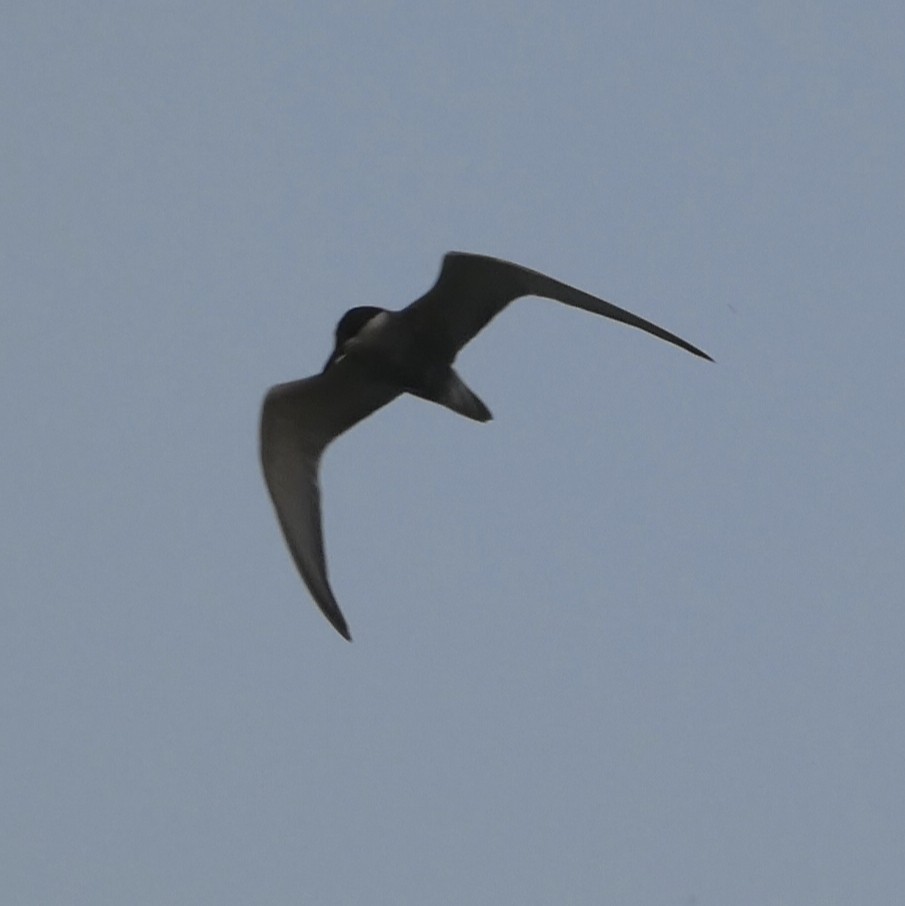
[261,252,711,640]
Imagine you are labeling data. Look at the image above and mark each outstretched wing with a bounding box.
[403,252,712,361]
[260,359,400,640]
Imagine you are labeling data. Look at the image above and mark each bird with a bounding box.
[260,252,712,640]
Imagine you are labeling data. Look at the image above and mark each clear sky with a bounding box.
[3,3,904,903]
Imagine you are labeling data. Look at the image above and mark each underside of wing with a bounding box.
[260,360,401,640]
[405,252,712,361]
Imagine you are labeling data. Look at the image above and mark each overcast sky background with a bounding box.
[3,3,904,903]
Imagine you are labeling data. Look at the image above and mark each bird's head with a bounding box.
[323,306,386,371]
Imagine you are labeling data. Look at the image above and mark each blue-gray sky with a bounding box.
[3,3,904,903]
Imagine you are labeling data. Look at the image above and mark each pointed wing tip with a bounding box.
[328,612,353,642]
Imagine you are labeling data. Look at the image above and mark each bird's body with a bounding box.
[261,252,711,640]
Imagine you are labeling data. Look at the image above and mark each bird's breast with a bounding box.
[344,310,450,391]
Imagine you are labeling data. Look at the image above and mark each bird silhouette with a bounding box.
[261,252,711,639]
